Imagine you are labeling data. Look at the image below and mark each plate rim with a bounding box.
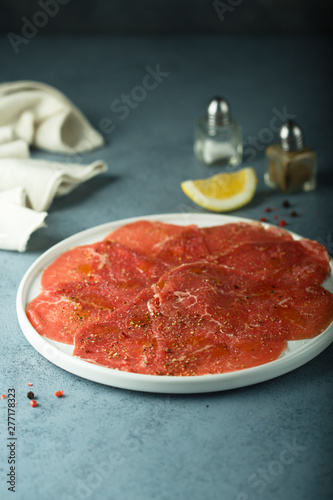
[16,212,333,394]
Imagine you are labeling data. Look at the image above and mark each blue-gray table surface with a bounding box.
[0,35,332,500]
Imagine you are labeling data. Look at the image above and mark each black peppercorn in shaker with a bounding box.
[264,120,316,192]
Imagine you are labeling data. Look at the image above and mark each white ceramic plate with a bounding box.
[17,213,333,394]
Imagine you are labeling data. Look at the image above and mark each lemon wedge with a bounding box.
[180,167,258,212]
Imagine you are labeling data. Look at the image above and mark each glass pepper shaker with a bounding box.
[265,120,317,192]
[194,96,242,167]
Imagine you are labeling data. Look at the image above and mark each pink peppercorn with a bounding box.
[30,400,38,407]
[279,220,287,227]
[260,217,267,222]
[54,390,64,398]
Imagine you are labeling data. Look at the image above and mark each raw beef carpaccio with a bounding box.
[26,220,333,375]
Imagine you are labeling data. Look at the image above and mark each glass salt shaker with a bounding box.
[265,120,317,192]
[194,96,242,167]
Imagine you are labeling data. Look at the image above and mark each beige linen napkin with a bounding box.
[0,81,104,154]
[0,81,107,251]
[0,139,30,158]
[0,157,107,212]
[0,158,107,251]
[0,187,47,252]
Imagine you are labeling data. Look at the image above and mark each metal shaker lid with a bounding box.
[280,120,304,152]
[207,96,231,128]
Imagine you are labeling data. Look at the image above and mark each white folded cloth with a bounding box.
[0,187,47,252]
[0,159,107,251]
[0,157,107,212]
[0,81,104,154]
[0,81,108,252]
[0,139,30,158]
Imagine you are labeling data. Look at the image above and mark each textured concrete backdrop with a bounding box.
[1,0,332,35]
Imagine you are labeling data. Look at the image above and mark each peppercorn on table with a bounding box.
[1,35,332,500]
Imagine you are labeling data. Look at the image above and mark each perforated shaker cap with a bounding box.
[207,97,231,128]
[280,120,304,152]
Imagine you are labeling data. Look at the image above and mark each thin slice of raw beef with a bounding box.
[210,239,330,287]
[202,221,293,255]
[41,243,102,289]
[41,240,166,290]
[26,281,116,344]
[73,288,159,374]
[104,220,191,255]
[105,220,211,266]
[154,225,210,267]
